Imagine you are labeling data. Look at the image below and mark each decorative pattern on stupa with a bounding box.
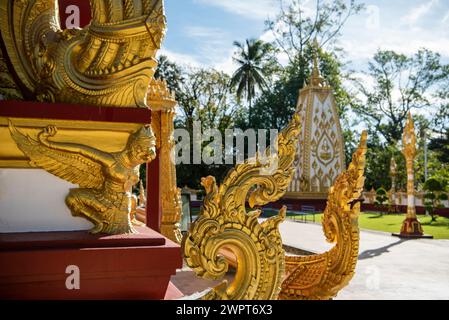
[286,43,345,199]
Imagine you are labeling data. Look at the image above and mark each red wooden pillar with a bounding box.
[146,151,161,232]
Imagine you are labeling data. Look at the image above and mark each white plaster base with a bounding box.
[0,169,93,233]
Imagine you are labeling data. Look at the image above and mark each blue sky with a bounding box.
[161,0,449,74]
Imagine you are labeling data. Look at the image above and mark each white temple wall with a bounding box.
[362,190,449,208]
[0,169,92,232]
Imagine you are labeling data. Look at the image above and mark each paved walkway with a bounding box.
[171,219,449,299]
[280,220,449,300]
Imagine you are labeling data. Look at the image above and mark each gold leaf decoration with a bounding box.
[0,0,166,108]
[182,112,302,300]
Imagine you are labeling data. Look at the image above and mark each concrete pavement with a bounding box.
[280,219,449,300]
[170,219,449,299]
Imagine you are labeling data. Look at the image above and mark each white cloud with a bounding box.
[184,26,228,39]
[194,0,278,20]
[158,48,203,68]
[442,10,449,24]
[336,0,449,69]
[159,46,237,75]
[400,0,439,27]
[340,27,449,66]
[162,0,449,79]
[181,25,236,71]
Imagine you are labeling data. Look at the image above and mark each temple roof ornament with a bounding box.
[147,78,177,110]
[0,0,166,108]
[308,39,329,88]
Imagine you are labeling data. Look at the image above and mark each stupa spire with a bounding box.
[310,38,325,87]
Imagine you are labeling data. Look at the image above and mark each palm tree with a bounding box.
[230,39,272,120]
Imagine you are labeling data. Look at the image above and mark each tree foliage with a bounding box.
[266,0,364,63]
[423,177,448,222]
[352,49,448,145]
[230,39,279,116]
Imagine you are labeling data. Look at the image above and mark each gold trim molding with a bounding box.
[0,117,143,168]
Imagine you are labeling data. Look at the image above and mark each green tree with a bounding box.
[152,57,246,189]
[352,49,448,145]
[237,0,364,162]
[266,0,364,64]
[154,55,184,94]
[230,39,277,119]
[429,129,449,165]
[374,187,389,215]
[174,67,242,188]
[364,140,406,191]
[423,178,448,223]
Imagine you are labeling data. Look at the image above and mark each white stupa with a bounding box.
[286,44,345,200]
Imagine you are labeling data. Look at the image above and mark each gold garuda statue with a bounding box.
[1,0,166,234]
[0,0,165,108]
[9,121,156,234]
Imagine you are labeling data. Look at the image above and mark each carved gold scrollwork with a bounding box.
[182,113,302,300]
[280,131,368,300]
[0,0,166,108]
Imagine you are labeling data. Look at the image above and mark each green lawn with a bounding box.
[192,207,449,239]
[312,212,449,240]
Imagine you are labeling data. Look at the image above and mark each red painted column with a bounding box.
[146,151,161,232]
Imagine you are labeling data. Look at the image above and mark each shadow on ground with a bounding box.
[358,239,408,260]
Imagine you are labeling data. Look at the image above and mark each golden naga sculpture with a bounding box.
[9,121,156,234]
[182,112,302,300]
[0,0,166,108]
[280,131,368,300]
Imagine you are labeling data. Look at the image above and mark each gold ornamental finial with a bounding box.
[147,78,177,111]
[396,111,426,236]
[390,157,397,176]
[139,180,147,207]
[310,38,325,87]
[402,112,416,157]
